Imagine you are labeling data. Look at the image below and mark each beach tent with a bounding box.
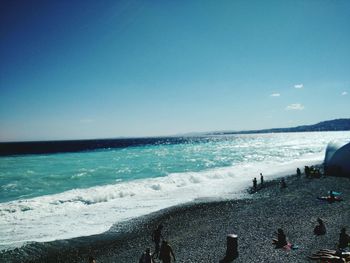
[324,141,350,177]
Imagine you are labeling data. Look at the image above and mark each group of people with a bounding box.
[139,224,176,263]
[309,229,350,262]
[272,220,350,261]
[252,173,264,192]
[90,166,347,262]
[304,165,322,178]
[252,172,288,192]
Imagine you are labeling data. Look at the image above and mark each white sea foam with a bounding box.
[1,131,350,250]
[0,151,324,249]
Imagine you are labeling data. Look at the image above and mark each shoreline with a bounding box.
[1,168,350,262]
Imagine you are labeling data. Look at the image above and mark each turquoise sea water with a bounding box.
[0,132,349,249]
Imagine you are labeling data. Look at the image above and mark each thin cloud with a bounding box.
[341,91,348,96]
[270,93,280,97]
[285,103,304,111]
[294,84,303,89]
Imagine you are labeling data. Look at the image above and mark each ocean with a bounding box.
[0,131,349,251]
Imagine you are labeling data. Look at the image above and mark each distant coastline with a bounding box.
[207,118,350,135]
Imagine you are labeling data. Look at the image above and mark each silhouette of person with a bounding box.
[305,166,310,177]
[314,218,326,235]
[339,228,350,249]
[252,177,257,191]
[296,168,301,177]
[280,178,287,189]
[159,240,176,263]
[260,173,264,187]
[139,248,155,263]
[152,224,163,259]
[272,228,288,248]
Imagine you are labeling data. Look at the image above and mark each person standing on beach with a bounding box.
[296,168,301,177]
[252,177,257,191]
[260,173,264,187]
[159,240,176,263]
[152,224,164,259]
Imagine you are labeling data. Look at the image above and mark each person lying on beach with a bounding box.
[272,228,288,248]
[339,228,350,249]
[314,217,326,235]
[317,190,343,203]
[308,249,350,262]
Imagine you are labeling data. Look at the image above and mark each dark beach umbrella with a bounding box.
[325,142,350,177]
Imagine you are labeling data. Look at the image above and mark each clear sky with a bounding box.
[1,0,349,141]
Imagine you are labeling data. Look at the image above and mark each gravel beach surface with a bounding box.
[1,172,350,263]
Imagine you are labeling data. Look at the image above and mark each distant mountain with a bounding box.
[208,119,350,135]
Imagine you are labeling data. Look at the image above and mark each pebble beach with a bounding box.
[1,170,350,263]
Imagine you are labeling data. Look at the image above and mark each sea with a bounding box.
[0,131,349,252]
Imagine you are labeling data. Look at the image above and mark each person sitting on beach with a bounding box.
[314,217,326,235]
[272,228,288,248]
[159,240,176,263]
[152,224,164,259]
[280,178,287,189]
[339,228,350,249]
[308,249,350,262]
[139,248,155,263]
[305,166,310,177]
[314,167,321,178]
[88,256,97,263]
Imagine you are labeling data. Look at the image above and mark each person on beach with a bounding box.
[252,177,257,191]
[88,256,96,263]
[339,228,350,249]
[296,168,301,177]
[152,224,164,259]
[314,217,326,235]
[317,190,343,203]
[280,178,287,189]
[159,240,176,263]
[139,248,155,263]
[305,166,310,177]
[260,173,264,187]
[308,249,350,262]
[272,228,288,248]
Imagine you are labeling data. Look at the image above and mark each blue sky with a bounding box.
[1,0,349,141]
